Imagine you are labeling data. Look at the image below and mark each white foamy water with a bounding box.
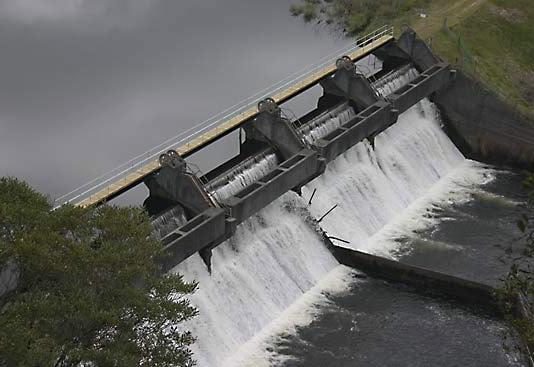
[152,205,187,240]
[373,65,419,97]
[165,84,495,366]
[300,104,356,145]
[170,192,338,367]
[206,153,279,203]
[225,265,358,367]
[302,99,493,256]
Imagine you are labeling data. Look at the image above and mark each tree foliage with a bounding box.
[0,177,198,366]
[290,0,431,35]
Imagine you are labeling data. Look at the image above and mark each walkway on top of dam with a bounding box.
[54,26,394,209]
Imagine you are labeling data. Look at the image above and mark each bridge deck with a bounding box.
[75,33,394,208]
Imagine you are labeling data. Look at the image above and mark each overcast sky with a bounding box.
[0,0,351,204]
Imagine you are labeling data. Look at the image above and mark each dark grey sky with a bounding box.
[0,0,350,204]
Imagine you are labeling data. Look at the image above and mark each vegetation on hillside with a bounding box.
[291,0,534,354]
[0,177,197,367]
[290,0,534,117]
[499,173,534,354]
[430,0,534,115]
[290,0,431,36]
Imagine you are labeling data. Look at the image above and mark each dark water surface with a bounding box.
[277,277,522,367]
[400,168,527,286]
[272,169,527,367]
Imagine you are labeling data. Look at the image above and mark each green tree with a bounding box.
[0,177,198,366]
[289,0,431,35]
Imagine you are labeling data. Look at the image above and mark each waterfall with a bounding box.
[151,205,188,240]
[373,65,419,97]
[171,193,338,367]
[302,99,465,256]
[165,74,485,366]
[300,104,356,145]
[206,153,279,203]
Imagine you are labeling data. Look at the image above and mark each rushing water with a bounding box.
[162,91,524,366]
[206,153,279,203]
[301,99,467,256]
[266,154,526,367]
[171,193,338,367]
[300,104,356,145]
[374,66,420,97]
[3,0,523,363]
[399,168,526,286]
[273,276,524,367]
[152,205,188,240]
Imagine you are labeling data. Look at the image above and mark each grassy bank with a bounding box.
[291,0,534,117]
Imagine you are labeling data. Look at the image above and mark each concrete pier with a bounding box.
[57,27,533,270]
[388,62,454,113]
[436,71,534,168]
[158,208,227,272]
[244,99,306,161]
[151,32,463,269]
[313,100,395,163]
[320,56,380,110]
[224,149,321,224]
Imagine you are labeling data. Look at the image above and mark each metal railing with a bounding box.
[53,25,393,209]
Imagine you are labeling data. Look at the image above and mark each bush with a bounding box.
[0,177,197,367]
[290,0,431,35]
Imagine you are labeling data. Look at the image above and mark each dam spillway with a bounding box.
[50,26,534,365]
[147,32,457,271]
[53,26,534,272]
[165,98,494,366]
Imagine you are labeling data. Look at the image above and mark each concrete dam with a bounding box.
[56,26,534,366]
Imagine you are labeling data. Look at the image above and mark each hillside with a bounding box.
[290,0,534,117]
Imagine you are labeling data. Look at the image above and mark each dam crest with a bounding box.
[52,26,534,365]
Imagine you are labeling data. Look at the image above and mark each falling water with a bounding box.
[373,65,419,97]
[302,99,467,255]
[171,193,338,367]
[161,75,490,366]
[300,104,356,145]
[151,205,188,240]
[206,153,279,203]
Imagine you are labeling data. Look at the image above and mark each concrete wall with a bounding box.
[396,28,441,72]
[314,100,395,163]
[151,29,534,271]
[158,207,227,272]
[389,62,453,113]
[394,27,534,168]
[332,245,499,312]
[321,69,379,110]
[244,112,305,161]
[145,167,213,218]
[435,71,534,168]
[225,149,320,224]
[313,62,452,163]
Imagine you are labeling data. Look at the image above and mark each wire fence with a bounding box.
[53,25,393,209]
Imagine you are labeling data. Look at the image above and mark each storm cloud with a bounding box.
[0,0,350,204]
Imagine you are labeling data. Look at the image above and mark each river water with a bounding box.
[0,1,528,365]
[267,170,527,367]
[167,98,528,366]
